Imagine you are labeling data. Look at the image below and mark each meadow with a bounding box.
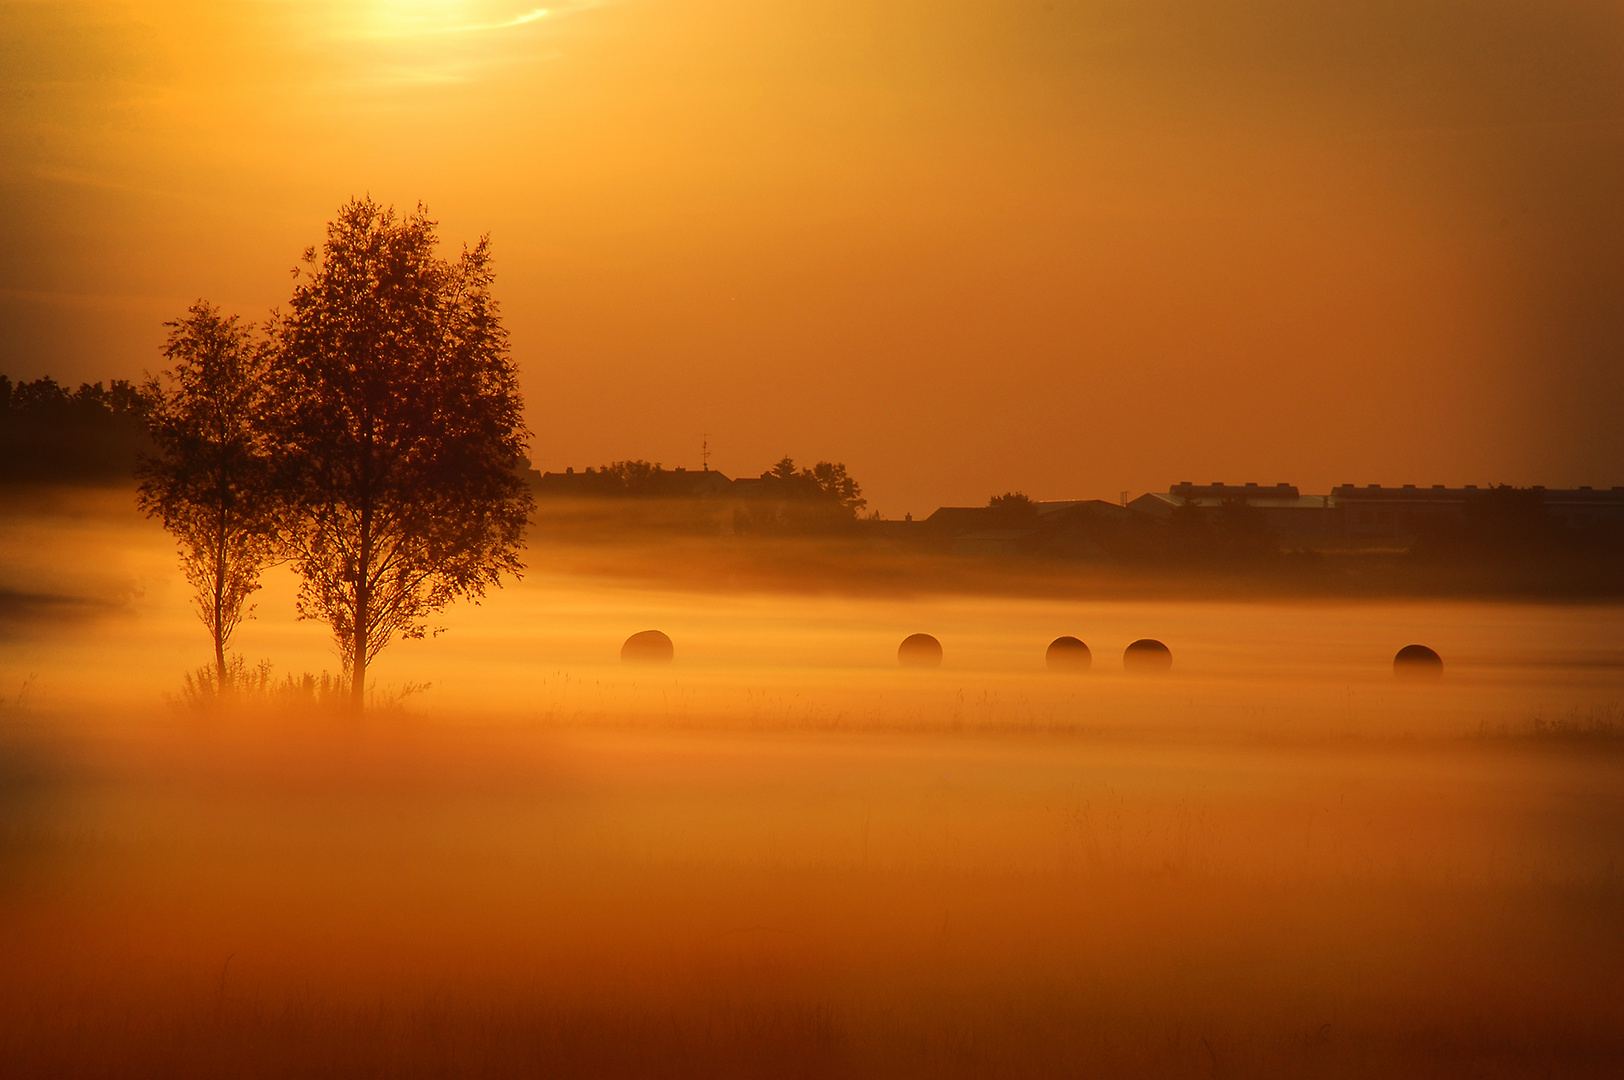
[2,487,1622,1077]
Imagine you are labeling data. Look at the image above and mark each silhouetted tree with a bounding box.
[759,457,867,515]
[987,491,1039,525]
[598,459,664,495]
[730,457,866,534]
[806,461,866,515]
[136,303,275,688]
[271,198,533,709]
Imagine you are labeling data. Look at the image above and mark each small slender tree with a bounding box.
[271,198,533,709]
[137,303,276,689]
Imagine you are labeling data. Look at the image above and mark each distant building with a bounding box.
[1546,486,1624,525]
[1129,482,1332,538]
[659,467,736,498]
[1331,484,1470,539]
[1333,483,1624,538]
[924,499,1129,556]
[1125,481,1624,544]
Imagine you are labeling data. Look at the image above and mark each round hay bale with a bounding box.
[898,633,943,668]
[1393,644,1442,680]
[1046,636,1092,672]
[621,629,674,664]
[1123,638,1172,673]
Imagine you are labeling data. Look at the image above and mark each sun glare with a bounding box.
[458,8,549,31]
[363,1,549,37]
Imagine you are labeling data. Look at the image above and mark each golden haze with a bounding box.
[5,5,1624,1073]
[3,489,1624,1075]
[4,1,1624,511]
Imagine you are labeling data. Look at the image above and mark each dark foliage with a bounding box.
[544,460,707,497]
[593,459,665,494]
[270,197,534,708]
[0,375,154,483]
[136,303,278,687]
[733,457,868,534]
[986,492,1038,525]
[534,457,867,516]
[758,457,867,514]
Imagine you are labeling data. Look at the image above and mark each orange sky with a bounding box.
[2,0,1622,516]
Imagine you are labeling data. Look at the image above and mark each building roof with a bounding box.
[1130,490,1325,512]
[923,506,995,530]
[1032,499,1131,521]
[1170,482,1299,499]
[1127,492,1179,517]
[1330,484,1472,502]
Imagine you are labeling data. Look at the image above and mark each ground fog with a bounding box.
[2,490,1622,1077]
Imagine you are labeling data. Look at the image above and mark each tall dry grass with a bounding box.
[2,700,1622,1078]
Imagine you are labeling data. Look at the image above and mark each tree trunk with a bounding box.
[351,502,371,711]
[350,638,366,711]
[215,500,229,693]
[350,574,368,711]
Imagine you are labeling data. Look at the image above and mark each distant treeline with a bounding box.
[0,373,871,530]
[6,369,1621,595]
[539,459,705,497]
[0,375,155,484]
[532,456,869,533]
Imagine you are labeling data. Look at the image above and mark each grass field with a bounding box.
[2,489,1622,1077]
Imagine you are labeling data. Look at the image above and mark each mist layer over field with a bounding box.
[3,489,1622,1077]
